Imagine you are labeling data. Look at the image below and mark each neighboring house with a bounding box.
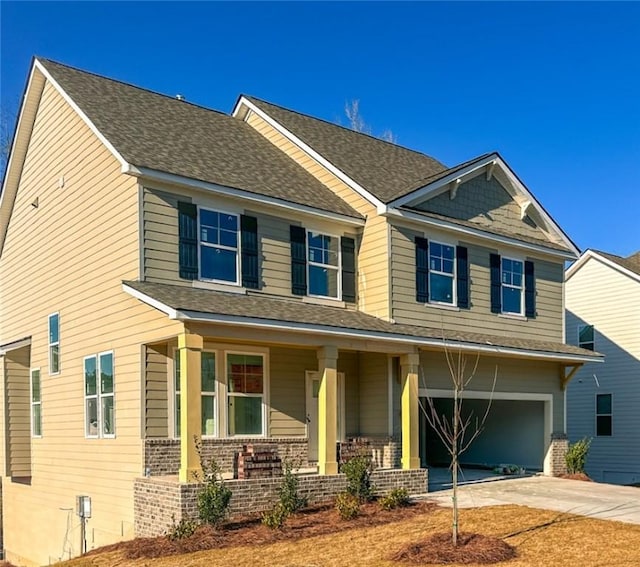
[566,249,640,485]
[0,58,600,566]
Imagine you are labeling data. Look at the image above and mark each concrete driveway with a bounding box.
[423,474,640,525]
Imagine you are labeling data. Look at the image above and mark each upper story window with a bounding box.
[501,257,523,315]
[199,209,240,284]
[578,324,595,351]
[490,254,536,318]
[290,225,356,303]
[307,231,340,299]
[415,237,469,308]
[596,393,612,436]
[84,351,115,438]
[178,201,258,289]
[48,313,60,374]
[30,368,42,438]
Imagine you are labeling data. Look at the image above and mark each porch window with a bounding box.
[307,231,340,299]
[84,352,115,438]
[596,393,612,436]
[174,350,217,437]
[48,313,60,374]
[227,353,264,436]
[30,369,41,437]
[199,208,239,284]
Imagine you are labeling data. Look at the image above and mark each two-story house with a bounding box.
[0,58,600,565]
[566,249,640,485]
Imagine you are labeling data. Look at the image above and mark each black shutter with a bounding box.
[290,225,307,295]
[415,237,429,303]
[490,253,501,313]
[178,201,198,280]
[241,215,259,289]
[524,260,536,318]
[456,246,469,309]
[341,236,356,303]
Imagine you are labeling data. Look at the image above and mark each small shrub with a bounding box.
[278,459,308,514]
[197,457,232,527]
[261,502,288,529]
[566,437,592,474]
[340,455,374,502]
[335,491,360,520]
[167,514,199,540]
[379,488,410,511]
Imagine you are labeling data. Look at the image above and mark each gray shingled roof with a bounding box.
[593,249,640,277]
[124,280,600,360]
[39,59,361,219]
[245,96,447,203]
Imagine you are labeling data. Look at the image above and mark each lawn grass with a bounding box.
[57,504,640,567]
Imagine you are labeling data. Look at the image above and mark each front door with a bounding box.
[306,370,345,462]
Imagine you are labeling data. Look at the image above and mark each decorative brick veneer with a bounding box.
[134,468,428,537]
[145,438,309,476]
[548,433,569,476]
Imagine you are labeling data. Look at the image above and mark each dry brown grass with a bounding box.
[57,504,640,567]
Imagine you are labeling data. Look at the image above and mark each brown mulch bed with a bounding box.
[391,532,517,564]
[90,500,437,560]
[558,473,592,482]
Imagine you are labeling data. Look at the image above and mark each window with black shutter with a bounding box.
[240,215,259,289]
[290,225,307,295]
[178,201,198,280]
[341,236,356,303]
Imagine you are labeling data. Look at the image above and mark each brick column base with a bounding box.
[547,433,568,476]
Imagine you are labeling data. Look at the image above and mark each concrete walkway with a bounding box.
[422,475,640,525]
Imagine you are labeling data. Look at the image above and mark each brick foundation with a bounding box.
[134,467,428,537]
[548,433,569,476]
[145,438,309,476]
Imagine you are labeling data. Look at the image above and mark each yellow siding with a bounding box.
[338,351,360,436]
[4,347,31,477]
[358,214,391,319]
[245,112,375,218]
[390,223,564,342]
[145,344,169,438]
[358,352,389,436]
[0,80,183,566]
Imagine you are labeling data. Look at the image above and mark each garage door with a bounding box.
[420,398,545,472]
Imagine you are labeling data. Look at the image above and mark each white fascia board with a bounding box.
[389,154,499,209]
[385,208,577,260]
[33,59,132,174]
[0,336,32,355]
[419,389,553,402]
[133,166,365,227]
[233,96,386,212]
[565,250,640,284]
[121,284,179,319]
[175,309,601,364]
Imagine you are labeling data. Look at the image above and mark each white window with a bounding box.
[48,313,60,374]
[578,325,595,351]
[596,393,612,437]
[307,231,340,299]
[429,242,455,305]
[199,208,240,284]
[84,352,115,438]
[174,351,217,437]
[30,368,41,438]
[501,258,523,315]
[227,353,265,436]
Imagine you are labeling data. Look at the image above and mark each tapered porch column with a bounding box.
[317,346,339,475]
[400,353,421,470]
[178,332,203,483]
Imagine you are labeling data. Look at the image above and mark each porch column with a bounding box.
[400,353,420,470]
[178,332,203,483]
[317,346,339,475]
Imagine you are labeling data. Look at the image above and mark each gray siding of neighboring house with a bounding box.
[566,257,640,485]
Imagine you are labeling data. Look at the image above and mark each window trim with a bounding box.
[578,324,595,351]
[197,206,241,286]
[428,240,457,306]
[83,351,115,439]
[595,393,612,437]
[306,229,342,301]
[500,256,524,316]
[48,312,60,375]
[30,368,42,438]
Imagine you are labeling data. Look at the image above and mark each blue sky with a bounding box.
[2,1,639,257]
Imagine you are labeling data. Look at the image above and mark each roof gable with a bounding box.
[234,95,447,204]
[566,249,640,283]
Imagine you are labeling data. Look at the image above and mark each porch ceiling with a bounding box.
[123,280,602,363]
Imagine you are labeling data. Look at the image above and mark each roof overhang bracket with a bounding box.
[449,178,461,200]
[514,195,533,220]
[486,160,497,181]
[559,363,582,390]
